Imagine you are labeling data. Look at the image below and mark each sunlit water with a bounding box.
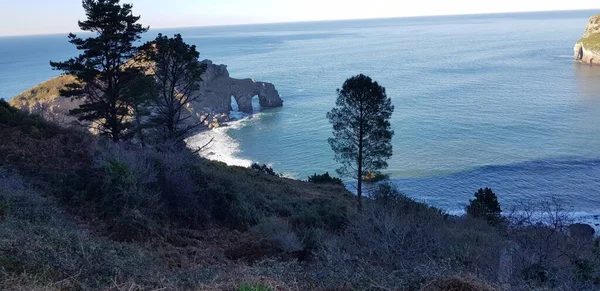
[2,10,600,219]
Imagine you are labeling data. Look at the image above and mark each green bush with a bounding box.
[83,146,262,236]
[371,183,403,203]
[371,183,444,217]
[465,188,502,225]
[250,163,277,176]
[0,99,55,138]
[308,172,343,185]
[573,259,598,282]
[292,198,348,232]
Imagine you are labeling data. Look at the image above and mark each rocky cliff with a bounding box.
[9,60,283,128]
[574,14,600,65]
[195,60,283,113]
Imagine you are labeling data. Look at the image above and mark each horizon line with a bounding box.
[1,8,598,38]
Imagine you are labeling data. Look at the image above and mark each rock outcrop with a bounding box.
[9,75,86,127]
[9,60,283,128]
[195,60,283,113]
[574,14,600,65]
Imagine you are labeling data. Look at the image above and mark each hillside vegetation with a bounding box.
[578,14,600,52]
[1,102,600,290]
[9,75,77,110]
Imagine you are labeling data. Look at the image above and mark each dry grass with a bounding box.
[419,275,499,291]
[198,276,290,291]
[9,75,77,109]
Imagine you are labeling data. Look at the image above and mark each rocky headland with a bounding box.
[574,14,600,65]
[9,60,283,130]
[196,60,283,114]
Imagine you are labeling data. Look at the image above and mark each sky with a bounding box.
[1,0,600,36]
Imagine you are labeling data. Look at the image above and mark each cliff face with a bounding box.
[195,60,283,113]
[9,60,283,128]
[574,14,600,65]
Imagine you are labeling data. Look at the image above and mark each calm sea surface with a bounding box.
[2,10,600,214]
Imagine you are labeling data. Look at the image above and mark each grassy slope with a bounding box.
[578,15,600,52]
[7,53,154,109]
[0,100,355,290]
[2,100,599,291]
[580,34,600,52]
[8,75,76,109]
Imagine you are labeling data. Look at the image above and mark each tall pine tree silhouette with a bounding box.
[327,74,394,210]
[51,0,149,142]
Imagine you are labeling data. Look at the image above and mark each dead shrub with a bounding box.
[251,217,302,254]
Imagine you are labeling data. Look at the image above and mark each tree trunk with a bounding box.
[357,122,364,212]
[112,127,120,143]
[357,161,363,211]
[111,114,120,143]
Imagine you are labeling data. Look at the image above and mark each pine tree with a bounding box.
[466,187,502,225]
[327,74,394,210]
[142,33,207,144]
[50,0,149,142]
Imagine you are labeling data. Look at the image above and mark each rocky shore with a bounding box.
[574,14,600,65]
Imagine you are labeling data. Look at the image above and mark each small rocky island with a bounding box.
[574,14,600,65]
[9,60,283,129]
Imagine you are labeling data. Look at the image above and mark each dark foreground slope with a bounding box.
[1,100,599,290]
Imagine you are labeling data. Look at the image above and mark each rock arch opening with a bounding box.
[251,95,261,112]
[230,96,239,112]
[230,94,262,113]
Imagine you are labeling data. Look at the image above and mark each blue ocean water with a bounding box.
[2,10,600,213]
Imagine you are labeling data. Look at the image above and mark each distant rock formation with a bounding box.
[195,60,283,113]
[9,60,283,129]
[9,75,86,127]
[574,14,600,65]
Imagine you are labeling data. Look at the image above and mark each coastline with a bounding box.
[191,118,600,233]
[185,112,255,168]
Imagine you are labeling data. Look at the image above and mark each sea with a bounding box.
[2,10,600,221]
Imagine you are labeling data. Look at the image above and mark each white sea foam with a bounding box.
[185,113,258,168]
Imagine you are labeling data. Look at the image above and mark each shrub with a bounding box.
[94,146,161,219]
[251,217,302,253]
[371,183,444,217]
[371,182,403,203]
[0,172,165,289]
[216,189,260,229]
[0,99,56,138]
[572,259,597,282]
[569,223,596,239]
[308,172,343,185]
[466,188,502,225]
[250,163,278,176]
[292,198,349,232]
[84,145,263,235]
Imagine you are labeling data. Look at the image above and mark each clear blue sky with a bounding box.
[2,0,600,36]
